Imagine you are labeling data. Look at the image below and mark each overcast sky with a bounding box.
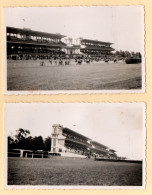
[3,6,144,52]
[5,103,145,160]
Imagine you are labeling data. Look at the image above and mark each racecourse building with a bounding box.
[7,26,115,60]
[51,124,117,159]
[75,38,115,57]
[7,26,67,60]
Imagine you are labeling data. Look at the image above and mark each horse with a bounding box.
[65,60,70,65]
[59,60,63,65]
[114,59,117,63]
[86,59,90,63]
[77,59,82,65]
[105,59,109,63]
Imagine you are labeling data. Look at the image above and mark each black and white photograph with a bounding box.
[5,103,145,188]
[3,6,144,93]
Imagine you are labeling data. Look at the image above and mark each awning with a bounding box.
[7,26,66,39]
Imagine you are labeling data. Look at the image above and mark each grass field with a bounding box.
[8,157,142,186]
[7,60,142,90]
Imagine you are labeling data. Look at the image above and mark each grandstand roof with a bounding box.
[7,26,66,39]
[63,128,91,141]
[90,147,108,154]
[109,149,116,153]
[90,141,108,149]
[81,39,113,45]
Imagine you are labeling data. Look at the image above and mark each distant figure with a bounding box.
[77,59,82,65]
[40,61,44,66]
[114,58,117,63]
[49,60,52,65]
[105,59,109,63]
[59,60,63,65]
[65,60,70,65]
[86,59,90,63]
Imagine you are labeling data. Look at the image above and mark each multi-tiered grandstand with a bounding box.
[51,124,117,159]
[7,26,66,60]
[7,26,115,60]
[79,38,114,57]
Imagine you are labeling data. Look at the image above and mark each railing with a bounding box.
[7,36,66,46]
[8,151,49,158]
[91,147,108,154]
[65,137,91,147]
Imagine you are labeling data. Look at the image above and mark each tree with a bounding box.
[31,136,45,151]
[44,137,51,151]
[124,51,131,58]
[135,52,142,59]
[119,50,125,57]
[15,128,30,143]
[13,128,30,149]
[115,51,120,56]
[8,129,51,151]
[131,51,136,58]
[8,136,15,149]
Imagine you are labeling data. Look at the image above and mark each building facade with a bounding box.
[7,26,115,60]
[51,124,117,159]
[7,26,66,60]
[77,38,115,57]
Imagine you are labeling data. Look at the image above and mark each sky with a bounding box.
[5,103,145,160]
[3,6,144,53]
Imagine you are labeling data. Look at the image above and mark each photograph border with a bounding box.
[4,102,146,189]
[3,6,145,95]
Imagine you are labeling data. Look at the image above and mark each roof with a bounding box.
[90,147,108,154]
[63,128,91,141]
[90,141,108,149]
[7,26,66,39]
[81,46,114,51]
[64,45,80,49]
[81,39,113,45]
[109,149,116,152]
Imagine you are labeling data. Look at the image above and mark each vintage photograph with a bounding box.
[3,6,144,93]
[5,103,145,188]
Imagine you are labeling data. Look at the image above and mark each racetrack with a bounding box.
[8,157,142,186]
[7,60,142,91]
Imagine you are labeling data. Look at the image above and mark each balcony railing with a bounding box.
[7,36,66,47]
[65,137,91,148]
[91,147,108,154]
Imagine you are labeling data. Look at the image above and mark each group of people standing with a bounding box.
[40,56,118,66]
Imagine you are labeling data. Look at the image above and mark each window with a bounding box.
[53,139,56,146]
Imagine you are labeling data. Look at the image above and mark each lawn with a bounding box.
[7,60,142,90]
[8,157,142,186]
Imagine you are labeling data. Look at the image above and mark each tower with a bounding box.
[51,124,66,153]
[75,37,83,46]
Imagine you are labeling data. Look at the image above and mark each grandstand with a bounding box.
[7,26,66,60]
[77,38,115,57]
[51,124,118,159]
[7,26,115,60]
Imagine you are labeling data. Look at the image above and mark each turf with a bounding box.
[7,60,142,90]
[8,157,142,186]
